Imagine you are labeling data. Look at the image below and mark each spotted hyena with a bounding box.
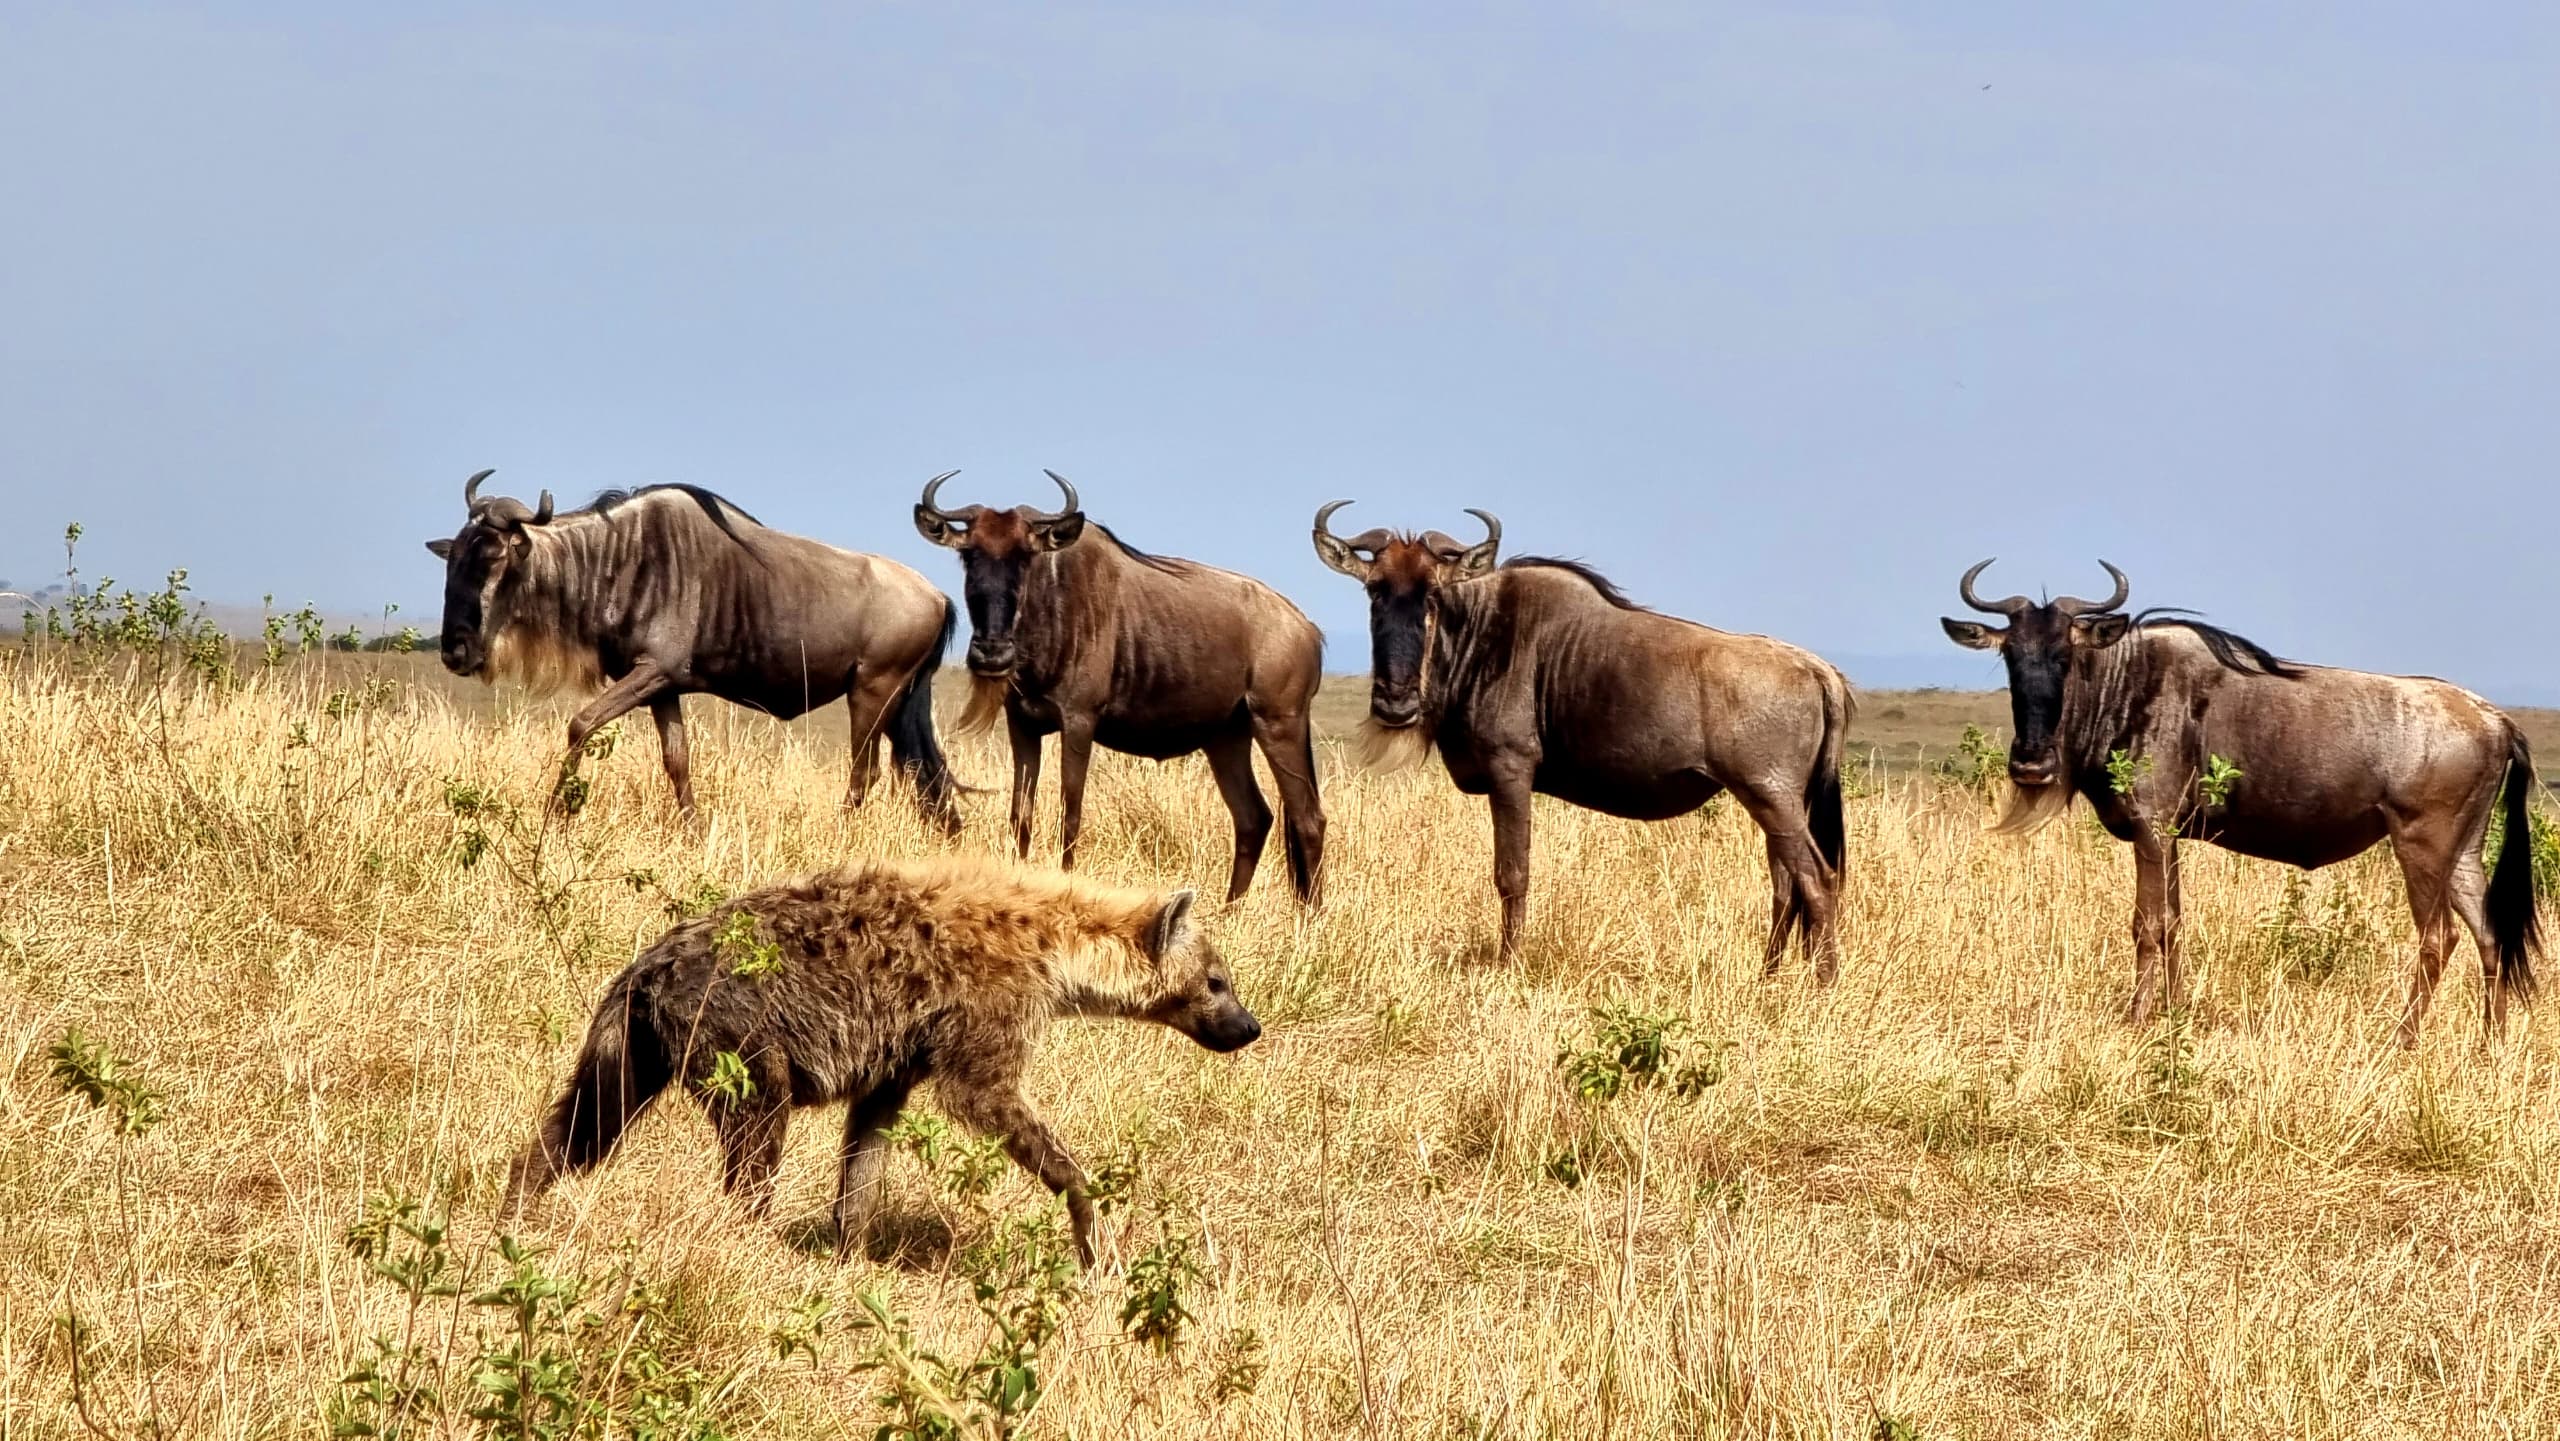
[505,855,1259,1264]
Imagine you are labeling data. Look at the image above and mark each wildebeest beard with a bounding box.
[953,670,1012,739]
[1350,714,1433,774]
[1990,776,2075,835]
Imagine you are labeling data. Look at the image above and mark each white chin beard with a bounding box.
[1989,779,2073,836]
[1350,716,1431,774]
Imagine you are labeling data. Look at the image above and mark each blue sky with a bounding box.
[3,3,2554,696]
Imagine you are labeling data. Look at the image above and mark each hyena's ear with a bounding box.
[1149,889,1198,959]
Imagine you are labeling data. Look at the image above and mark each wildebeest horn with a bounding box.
[917,470,964,524]
[2056,560,2130,616]
[532,491,554,525]
[463,468,495,508]
[1958,558,2031,616]
[1035,469,1081,521]
[1311,499,1379,578]
[1465,508,1501,557]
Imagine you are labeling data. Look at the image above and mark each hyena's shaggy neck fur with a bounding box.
[884,857,1171,1017]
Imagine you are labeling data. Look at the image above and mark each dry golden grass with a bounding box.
[4,651,2558,1439]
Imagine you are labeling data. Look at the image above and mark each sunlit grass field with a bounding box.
[4,649,2558,1439]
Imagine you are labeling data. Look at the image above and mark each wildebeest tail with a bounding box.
[1807,666,1852,876]
[2489,727,2543,1004]
[888,597,964,834]
[505,974,674,1210]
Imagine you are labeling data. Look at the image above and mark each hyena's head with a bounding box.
[1138,890,1261,1053]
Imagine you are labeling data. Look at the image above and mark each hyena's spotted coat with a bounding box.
[506,855,1260,1264]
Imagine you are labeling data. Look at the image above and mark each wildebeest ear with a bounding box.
[2077,613,2132,649]
[1452,535,1499,579]
[424,538,453,561]
[1150,889,1198,958]
[1940,617,2003,650]
[1312,529,1368,579]
[913,506,970,549]
[1030,512,1087,552]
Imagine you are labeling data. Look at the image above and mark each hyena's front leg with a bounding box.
[833,1078,916,1261]
[943,1083,1096,1267]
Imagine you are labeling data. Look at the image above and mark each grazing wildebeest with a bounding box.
[1312,502,1854,972]
[1940,559,2545,1042]
[504,854,1260,1266]
[914,470,1327,902]
[425,469,961,828]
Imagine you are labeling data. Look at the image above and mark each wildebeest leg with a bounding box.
[2128,831,2175,1026]
[1203,730,1274,903]
[1251,709,1327,905]
[1007,709,1044,860]
[2447,852,2504,1040]
[1488,760,1536,961]
[939,1081,1097,1268]
[649,694,696,818]
[1758,831,1801,979]
[561,659,672,802]
[2392,830,2460,1047]
[2159,838,2187,1013]
[712,1099,791,1220]
[1056,718,1097,872]
[833,1077,916,1261]
[839,666,907,811]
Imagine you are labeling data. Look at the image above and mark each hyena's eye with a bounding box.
[1207,975,1230,996]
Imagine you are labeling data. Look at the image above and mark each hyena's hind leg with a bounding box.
[711,1098,791,1218]
[834,1076,918,1261]
[939,1078,1097,1267]
[705,1048,796,1219]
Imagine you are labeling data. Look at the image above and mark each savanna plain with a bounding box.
[6,646,2560,1440]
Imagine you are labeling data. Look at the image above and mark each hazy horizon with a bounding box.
[5,4,2554,701]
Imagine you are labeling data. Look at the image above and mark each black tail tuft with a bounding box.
[506,979,673,1210]
[2489,729,2544,1005]
[1807,675,1849,876]
[888,598,964,835]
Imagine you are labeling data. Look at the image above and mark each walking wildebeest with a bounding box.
[1312,502,1854,972]
[915,470,1328,902]
[424,469,961,829]
[1940,559,2545,1042]
[504,854,1260,1266]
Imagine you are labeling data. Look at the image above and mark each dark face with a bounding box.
[1140,891,1263,1053]
[1942,565,2132,785]
[1158,954,1263,1053]
[1361,544,1445,727]
[1311,504,1500,729]
[916,485,1086,677]
[423,507,538,677]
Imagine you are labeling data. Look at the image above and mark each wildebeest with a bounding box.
[504,854,1259,1266]
[425,469,961,828]
[1312,502,1854,972]
[915,470,1328,902]
[1941,559,2545,1042]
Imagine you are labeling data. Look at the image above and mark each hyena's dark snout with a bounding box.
[1189,1002,1262,1054]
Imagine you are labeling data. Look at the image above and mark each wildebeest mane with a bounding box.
[584,484,764,549]
[2126,608,2302,679]
[1090,523,1187,576]
[1502,556,1648,612]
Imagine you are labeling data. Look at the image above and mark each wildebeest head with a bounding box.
[1311,500,1501,731]
[422,469,554,678]
[914,469,1087,678]
[1137,889,1262,1053]
[1940,559,2132,788]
